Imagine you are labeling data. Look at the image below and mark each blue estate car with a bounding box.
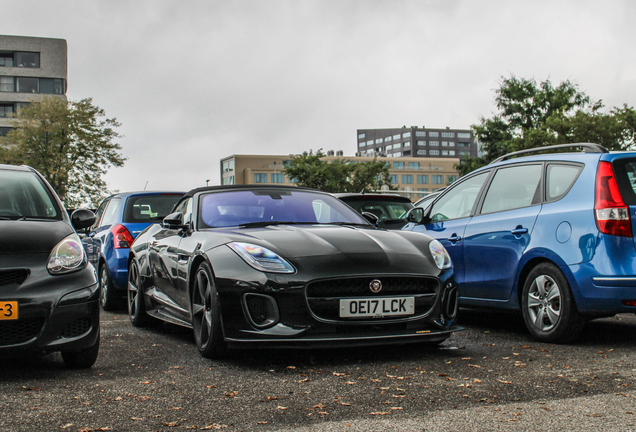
[82,191,183,310]
[403,143,636,343]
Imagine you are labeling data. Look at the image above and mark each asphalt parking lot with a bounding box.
[2,309,636,431]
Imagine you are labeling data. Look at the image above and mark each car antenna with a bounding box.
[144,181,148,191]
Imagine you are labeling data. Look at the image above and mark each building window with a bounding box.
[416,131,426,137]
[403,141,410,147]
[16,52,39,68]
[442,150,448,155]
[392,143,401,150]
[0,127,11,136]
[388,174,398,183]
[429,132,439,137]
[222,176,234,185]
[358,141,365,148]
[447,175,458,184]
[0,77,14,92]
[417,175,428,184]
[417,150,427,155]
[0,105,13,117]
[271,173,285,183]
[0,54,13,67]
[457,132,471,138]
[39,78,65,94]
[282,159,292,166]
[402,175,413,184]
[375,138,383,144]
[417,140,425,146]
[384,136,392,142]
[392,134,400,140]
[442,141,455,147]
[393,161,405,170]
[408,162,420,169]
[432,175,444,184]
[403,132,411,138]
[441,132,455,138]
[430,150,439,155]
[222,160,235,172]
[17,77,38,93]
[429,141,439,146]
[367,140,373,146]
[416,188,429,197]
[254,173,267,183]
[392,152,402,157]
[458,142,471,147]
[358,133,365,139]
[449,150,455,155]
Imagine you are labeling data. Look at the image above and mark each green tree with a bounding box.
[455,76,636,176]
[284,149,396,193]
[0,96,125,207]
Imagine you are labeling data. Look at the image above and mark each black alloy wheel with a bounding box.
[99,265,118,311]
[521,262,585,343]
[127,259,153,327]
[191,262,227,359]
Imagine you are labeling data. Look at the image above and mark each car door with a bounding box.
[82,199,108,266]
[409,171,491,287]
[461,163,543,301]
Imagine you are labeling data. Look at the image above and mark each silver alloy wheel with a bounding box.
[100,266,109,307]
[526,274,562,332]
[127,261,139,318]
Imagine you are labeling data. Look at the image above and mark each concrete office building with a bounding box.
[220,153,460,201]
[0,35,68,136]
[357,126,477,159]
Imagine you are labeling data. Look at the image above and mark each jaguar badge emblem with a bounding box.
[369,279,382,293]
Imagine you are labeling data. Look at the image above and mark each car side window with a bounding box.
[428,172,489,221]
[546,164,582,202]
[91,200,109,229]
[100,198,122,227]
[480,164,542,214]
[174,198,193,224]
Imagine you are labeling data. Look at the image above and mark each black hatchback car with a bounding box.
[0,164,99,368]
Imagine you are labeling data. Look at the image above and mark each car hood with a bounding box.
[214,224,438,275]
[0,219,74,255]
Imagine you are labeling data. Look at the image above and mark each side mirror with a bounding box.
[71,208,96,231]
[406,207,424,224]
[361,211,379,226]
[163,211,188,229]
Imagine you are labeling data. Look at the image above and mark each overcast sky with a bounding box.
[3,0,636,193]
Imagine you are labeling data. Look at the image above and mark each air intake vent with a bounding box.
[0,269,30,287]
[244,293,279,328]
[0,317,44,346]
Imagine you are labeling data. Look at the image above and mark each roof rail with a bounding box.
[490,143,609,164]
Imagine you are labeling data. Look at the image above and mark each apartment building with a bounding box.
[357,126,477,159]
[220,153,460,201]
[0,35,68,135]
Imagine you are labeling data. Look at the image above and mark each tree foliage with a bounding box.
[0,96,125,207]
[283,149,396,193]
[455,76,636,176]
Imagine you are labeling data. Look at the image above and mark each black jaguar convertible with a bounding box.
[127,185,461,358]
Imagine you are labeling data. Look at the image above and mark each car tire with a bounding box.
[99,264,118,311]
[128,259,155,327]
[521,262,585,343]
[61,333,100,369]
[191,262,227,359]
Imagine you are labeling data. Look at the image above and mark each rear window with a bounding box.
[123,194,183,223]
[0,169,60,219]
[341,198,413,221]
[612,158,636,206]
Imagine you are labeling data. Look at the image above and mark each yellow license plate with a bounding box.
[0,301,18,320]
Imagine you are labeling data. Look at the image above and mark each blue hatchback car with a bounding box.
[82,191,183,310]
[403,143,636,343]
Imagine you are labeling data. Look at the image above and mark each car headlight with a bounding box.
[429,239,452,270]
[47,233,87,275]
[227,242,295,273]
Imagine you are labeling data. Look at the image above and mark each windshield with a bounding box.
[199,189,369,228]
[340,197,413,221]
[0,169,61,220]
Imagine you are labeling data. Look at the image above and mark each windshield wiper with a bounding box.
[237,221,310,228]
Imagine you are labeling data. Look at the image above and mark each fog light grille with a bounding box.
[0,317,44,346]
[244,294,279,328]
[62,318,92,338]
[0,269,30,287]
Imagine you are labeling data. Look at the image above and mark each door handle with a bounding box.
[448,234,462,242]
[511,227,528,236]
